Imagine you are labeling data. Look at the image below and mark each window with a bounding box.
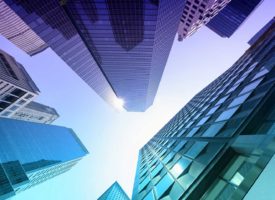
[174,141,187,152]
[9,105,19,111]
[206,105,220,115]
[163,152,175,164]
[143,191,154,200]
[171,157,192,178]
[24,94,34,99]
[239,78,263,95]
[197,116,210,126]
[155,173,174,199]
[151,163,163,178]
[202,122,226,137]
[185,142,208,159]
[215,95,229,106]
[186,127,200,137]
[215,106,239,122]
[228,92,251,108]
[139,176,150,192]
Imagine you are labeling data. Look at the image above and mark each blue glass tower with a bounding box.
[132,21,275,199]
[1,0,186,111]
[98,181,130,200]
[0,118,88,200]
[206,0,263,37]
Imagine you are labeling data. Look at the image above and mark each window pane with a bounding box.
[170,157,192,178]
[151,163,163,178]
[215,107,239,122]
[173,141,187,152]
[228,92,251,108]
[202,122,226,137]
[185,142,208,159]
[239,78,263,95]
[143,191,155,200]
[155,173,174,199]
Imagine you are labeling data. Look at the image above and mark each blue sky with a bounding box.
[0,0,274,199]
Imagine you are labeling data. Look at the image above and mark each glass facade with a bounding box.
[132,21,275,200]
[0,118,88,199]
[98,181,130,200]
[206,0,263,38]
[2,0,186,111]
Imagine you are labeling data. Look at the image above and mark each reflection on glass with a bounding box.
[230,172,244,186]
[171,157,192,178]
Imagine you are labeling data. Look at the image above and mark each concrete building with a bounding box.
[0,49,39,118]
[11,101,59,124]
[178,0,231,41]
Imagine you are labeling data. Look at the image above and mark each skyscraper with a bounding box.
[0,0,186,111]
[0,1,48,55]
[98,181,130,200]
[0,49,39,118]
[132,20,275,200]
[206,0,263,38]
[11,101,59,124]
[0,117,88,200]
[177,0,231,41]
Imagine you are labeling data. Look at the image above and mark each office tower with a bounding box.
[0,117,88,200]
[206,0,263,38]
[177,0,231,41]
[11,101,59,124]
[0,49,39,118]
[0,1,48,55]
[98,182,130,200]
[248,17,275,46]
[132,21,275,200]
[0,0,186,112]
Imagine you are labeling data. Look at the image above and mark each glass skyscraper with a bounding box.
[0,0,186,111]
[206,0,263,38]
[98,181,130,200]
[132,20,275,200]
[0,118,88,200]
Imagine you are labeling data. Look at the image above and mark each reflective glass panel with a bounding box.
[155,173,174,199]
[170,157,192,178]
[215,106,239,122]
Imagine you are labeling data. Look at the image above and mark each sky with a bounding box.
[0,1,274,199]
